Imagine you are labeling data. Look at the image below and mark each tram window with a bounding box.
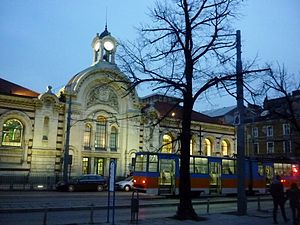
[258,163,264,176]
[148,155,158,172]
[222,159,236,174]
[194,157,208,174]
[190,158,194,173]
[135,155,147,172]
[284,164,292,176]
[274,163,292,176]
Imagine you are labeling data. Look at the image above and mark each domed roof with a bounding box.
[99,26,111,38]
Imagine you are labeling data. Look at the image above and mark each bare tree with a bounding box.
[262,64,300,151]
[262,64,300,130]
[119,0,242,220]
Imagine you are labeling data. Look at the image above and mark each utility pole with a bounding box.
[63,86,72,182]
[236,30,247,215]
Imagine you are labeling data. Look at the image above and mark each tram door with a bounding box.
[209,161,221,194]
[159,159,176,194]
[265,164,274,188]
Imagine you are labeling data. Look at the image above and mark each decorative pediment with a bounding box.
[87,86,118,111]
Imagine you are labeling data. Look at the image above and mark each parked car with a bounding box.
[115,176,134,191]
[56,174,107,192]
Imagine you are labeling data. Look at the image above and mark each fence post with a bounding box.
[89,204,94,224]
[207,198,210,214]
[131,190,139,223]
[43,207,48,225]
[257,196,261,211]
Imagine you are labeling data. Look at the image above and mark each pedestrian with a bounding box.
[269,175,289,224]
[287,183,300,225]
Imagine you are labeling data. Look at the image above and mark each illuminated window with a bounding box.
[274,163,292,176]
[110,127,118,151]
[95,116,107,150]
[222,159,236,174]
[1,119,23,147]
[135,154,147,172]
[191,157,208,174]
[221,140,229,156]
[162,134,172,153]
[82,157,90,174]
[83,124,92,149]
[190,138,196,155]
[204,138,212,156]
[94,158,104,175]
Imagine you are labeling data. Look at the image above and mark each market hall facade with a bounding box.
[0,28,235,180]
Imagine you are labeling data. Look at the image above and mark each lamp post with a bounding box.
[215,30,247,215]
[236,30,247,215]
[63,85,72,182]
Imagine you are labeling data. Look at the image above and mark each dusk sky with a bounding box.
[0,0,299,111]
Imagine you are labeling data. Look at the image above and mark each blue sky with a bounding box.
[0,0,299,111]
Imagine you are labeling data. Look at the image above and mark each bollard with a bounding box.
[257,196,261,211]
[89,204,94,224]
[43,207,48,225]
[206,198,210,214]
[131,190,139,223]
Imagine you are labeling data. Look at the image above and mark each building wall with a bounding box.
[245,118,300,157]
[0,90,65,176]
[0,45,236,180]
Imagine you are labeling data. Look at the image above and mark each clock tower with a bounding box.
[91,25,117,65]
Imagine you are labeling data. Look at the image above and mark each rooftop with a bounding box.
[202,105,236,117]
[0,78,39,98]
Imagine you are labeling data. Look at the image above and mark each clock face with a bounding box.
[103,40,114,51]
[94,41,100,51]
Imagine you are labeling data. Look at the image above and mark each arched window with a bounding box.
[190,138,196,155]
[2,119,23,147]
[162,134,172,153]
[42,117,49,140]
[204,138,212,156]
[83,124,92,149]
[95,116,107,150]
[221,140,230,156]
[110,127,118,151]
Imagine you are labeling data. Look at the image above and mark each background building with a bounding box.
[0,27,236,188]
[203,92,300,159]
[245,92,300,158]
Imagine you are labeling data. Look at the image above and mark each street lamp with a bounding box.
[215,30,247,215]
[63,85,72,182]
[235,30,247,215]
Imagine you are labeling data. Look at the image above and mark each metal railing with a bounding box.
[0,174,62,191]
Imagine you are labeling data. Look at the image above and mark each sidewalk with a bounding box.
[53,201,291,225]
[0,192,292,225]
[64,209,281,225]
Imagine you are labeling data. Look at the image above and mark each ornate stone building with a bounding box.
[0,27,236,181]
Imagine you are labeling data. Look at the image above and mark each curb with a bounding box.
[0,197,272,213]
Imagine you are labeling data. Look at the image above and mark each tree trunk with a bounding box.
[176,96,198,220]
